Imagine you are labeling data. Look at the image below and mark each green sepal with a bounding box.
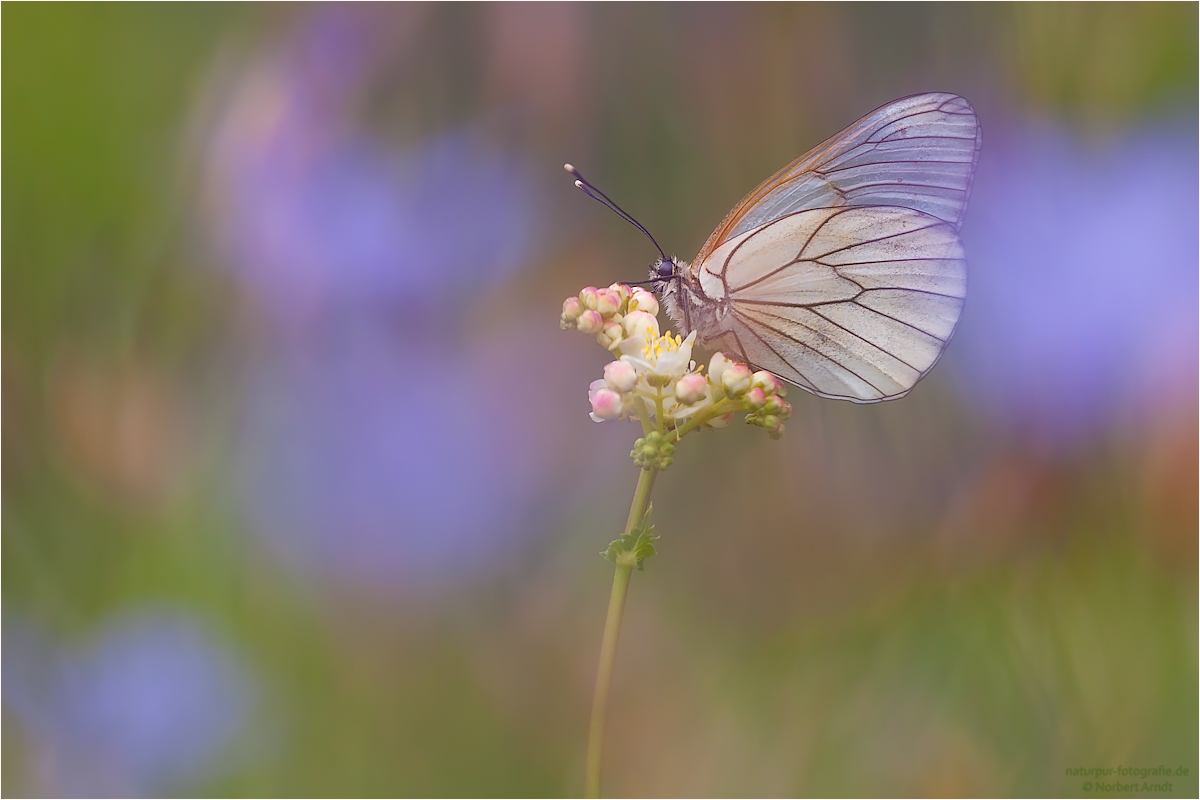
[602,505,660,571]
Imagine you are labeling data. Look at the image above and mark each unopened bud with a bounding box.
[595,288,622,317]
[675,373,708,404]
[752,370,785,397]
[607,283,631,304]
[629,430,677,470]
[580,286,600,310]
[562,296,584,322]
[744,386,768,409]
[721,363,753,397]
[596,319,624,350]
[629,288,659,316]
[590,387,623,421]
[577,309,604,335]
[604,360,638,393]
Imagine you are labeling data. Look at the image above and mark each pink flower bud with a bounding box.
[608,283,631,304]
[721,363,753,396]
[580,286,600,310]
[577,309,604,335]
[596,319,624,350]
[604,360,638,393]
[675,373,708,404]
[629,288,659,316]
[562,296,584,321]
[590,387,623,421]
[744,386,767,409]
[595,288,621,317]
[752,370,785,397]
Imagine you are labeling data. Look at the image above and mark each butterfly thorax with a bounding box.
[651,257,731,345]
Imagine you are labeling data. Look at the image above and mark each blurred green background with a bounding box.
[4,4,1197,797]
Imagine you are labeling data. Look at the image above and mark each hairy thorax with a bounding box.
[652,259,732,345]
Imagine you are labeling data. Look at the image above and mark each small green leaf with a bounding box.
[601,505,660,570]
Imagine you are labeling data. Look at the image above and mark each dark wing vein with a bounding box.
[749,303,923,375]
[803,220,944,262]
[733,307,886,397]
[804,307,922,372]
[695,93,981,263]
[722,207,848,293]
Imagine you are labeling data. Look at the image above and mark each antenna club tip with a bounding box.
[574,180,584,189]
[563,163,576,173]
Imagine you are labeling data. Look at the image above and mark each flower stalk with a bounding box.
[563,282,790,796]
[585,466,657,799]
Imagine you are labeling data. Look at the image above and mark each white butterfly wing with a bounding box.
[693,93,980,269]
[701,206,966,403]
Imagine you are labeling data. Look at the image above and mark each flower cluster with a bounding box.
[561,283,793,459]
[560,283,660,351]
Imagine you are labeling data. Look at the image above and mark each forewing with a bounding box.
[693,93,980,268]
[708,206,966,403]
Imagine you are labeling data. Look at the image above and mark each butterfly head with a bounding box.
[650,255,690,294]
[651,255,678,282]
[649,256,697,337]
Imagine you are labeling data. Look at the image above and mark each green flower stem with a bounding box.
[585,465,658,798]
[624,462,657,534]
[671,395,737,440]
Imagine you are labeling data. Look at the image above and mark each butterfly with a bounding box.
[569,92,981,403]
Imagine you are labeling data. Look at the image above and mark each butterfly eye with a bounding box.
[655,258,675,279]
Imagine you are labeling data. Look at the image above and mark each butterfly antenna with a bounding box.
[564,163,667,261]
